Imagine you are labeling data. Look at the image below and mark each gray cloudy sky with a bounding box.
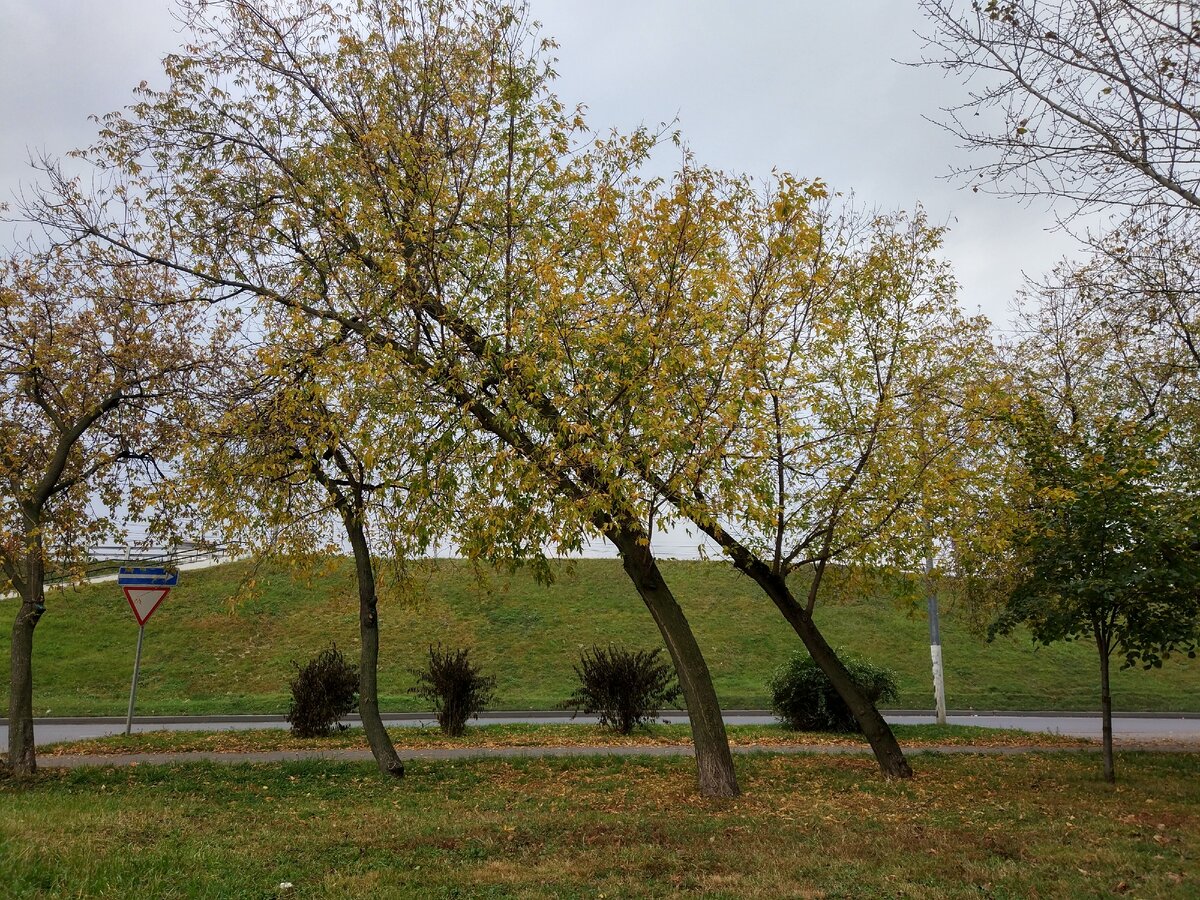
[0,1,1088,558]
[0,0,1080,330]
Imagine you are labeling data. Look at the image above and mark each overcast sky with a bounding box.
[1,1,1090,557]
[0,0,1083,330]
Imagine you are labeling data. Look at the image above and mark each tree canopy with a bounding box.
[1,236,214,774]
[19,0,1009,786]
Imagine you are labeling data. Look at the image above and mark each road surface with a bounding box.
[3,710,1199,747]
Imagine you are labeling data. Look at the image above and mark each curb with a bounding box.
[7,709,1200,726]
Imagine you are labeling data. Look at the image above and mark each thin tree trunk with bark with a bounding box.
[640,491,913,779]
[784,598,912,778]
[344,518,405,778]
[7,589,42,776]
[610,526,740,798]
[736,559,912,778]
[8,526,46,776]
[1095,627,1115,784]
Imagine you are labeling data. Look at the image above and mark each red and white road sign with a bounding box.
[123,586,170,626]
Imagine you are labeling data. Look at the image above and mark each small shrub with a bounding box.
[769,650,899,733]
[410,644,497,736]
[287,643,359,737]
[564,644,682,734]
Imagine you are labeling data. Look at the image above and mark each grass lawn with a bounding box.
[11,557,1200,715]
[41,722,1089,758]
[1,752,1197,898]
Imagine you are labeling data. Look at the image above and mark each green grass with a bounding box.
[41,722,1088,758]
[2,752,1197,897]
[10,557,1200,716]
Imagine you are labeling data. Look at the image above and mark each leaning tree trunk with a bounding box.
[8,543,46,776]
[750,568,912,778]
[610,525,740,798]
[1095,627,1115,784]
[344,519,405,778]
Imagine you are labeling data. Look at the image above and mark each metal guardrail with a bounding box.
[44,543,233,587]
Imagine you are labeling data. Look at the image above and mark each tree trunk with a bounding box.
[8,544,45,776]
[752,569,912,778]
[1096,631,1115,784]
[610,526,740,798]
[345,519,404,779]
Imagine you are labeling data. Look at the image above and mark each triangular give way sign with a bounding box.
[117,567,178,626]
[123,586,170,625]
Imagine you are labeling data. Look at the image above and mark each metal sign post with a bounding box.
[126,624,146,736]
[117,566,178,736]
[924,551,947,726]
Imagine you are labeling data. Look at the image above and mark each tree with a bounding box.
[918,0,1200,218]
[45,0,742,797]
[616,201,994,779]
[917,1,1200,446]
[0,239,208,775]
[917,6,1200,759]
[918,0,1200,486]
[36,0,987,790]
[973,271,1200,782]
[176,324,467,777]
[993,404,1200,782]
[1055,219,1200,445]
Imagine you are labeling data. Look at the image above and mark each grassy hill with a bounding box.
[7,558,1200,716]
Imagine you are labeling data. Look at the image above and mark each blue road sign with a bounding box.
[117,566,179,587]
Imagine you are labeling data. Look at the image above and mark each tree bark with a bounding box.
[8,593,41,776]
[643,497,913,778]
[344,518,405,778]
[609,525,740,798]
[743,565,913,778]
[8,540,45,776]
[1096,629,1115,784]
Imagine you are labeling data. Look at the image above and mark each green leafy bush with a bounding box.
[287,643,359,737]
[565,644,682,734]
[768,650,898,733]
[410,644,497,736]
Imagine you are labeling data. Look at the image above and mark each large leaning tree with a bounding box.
[31,0,988,787]
[0,238,213,775]
[585,197,994,778]
[37,0,742,796]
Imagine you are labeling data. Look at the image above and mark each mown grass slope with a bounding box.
[8,557,1200,715]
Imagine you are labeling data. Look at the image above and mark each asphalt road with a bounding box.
[3,710,1200,747]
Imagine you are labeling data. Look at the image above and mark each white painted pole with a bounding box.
[125,624,145,736]
[925,551,947,726]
